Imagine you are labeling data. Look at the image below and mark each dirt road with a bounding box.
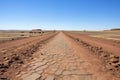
[14,32,119,80]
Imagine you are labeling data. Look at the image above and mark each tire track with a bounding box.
[65,32,120,78]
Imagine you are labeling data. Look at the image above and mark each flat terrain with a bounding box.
[0,31,120,80]
[72,30,120,40]
[0,31,45,42]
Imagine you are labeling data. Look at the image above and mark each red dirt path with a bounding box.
[0,32,120,80]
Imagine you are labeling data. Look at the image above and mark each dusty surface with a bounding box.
[0,32,120,80]
[15,32,119,80]
[65,32,120,79]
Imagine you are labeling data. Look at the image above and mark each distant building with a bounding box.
[30,29,44,33]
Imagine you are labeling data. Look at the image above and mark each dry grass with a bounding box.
[0,32,43,42]
[73,30,120,40]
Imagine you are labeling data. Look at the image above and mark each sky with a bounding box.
[0,0,120,30]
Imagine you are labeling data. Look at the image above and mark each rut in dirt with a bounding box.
[15,32,118,80]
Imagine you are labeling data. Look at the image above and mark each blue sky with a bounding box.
[0,0,120,30]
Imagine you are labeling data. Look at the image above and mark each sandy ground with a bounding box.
[0,32,120,80]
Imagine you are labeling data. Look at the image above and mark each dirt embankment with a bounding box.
[0,32,58,79]
[64,32,120,77]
